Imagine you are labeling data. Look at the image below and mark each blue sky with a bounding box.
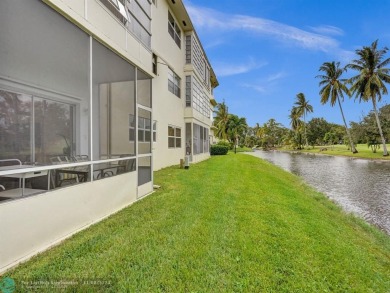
[183,0,390,128]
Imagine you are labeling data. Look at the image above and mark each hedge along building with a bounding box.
[0,0,218,273]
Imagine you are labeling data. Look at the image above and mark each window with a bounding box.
[192,123,209,155]
[153,120,157,142]
[152,54,157,75]
[0,90,77,164]
[138,108,152,154]
[126,0,152,47]
[99,0,129,25]
[168,11,181,48]
[185,123,192,155]
[168,68,181,98]
[129,114,136,141]
[187,75,210,118]
[109,0,119,8]
[185,35,192,64]
[138,116,151,142]
[99,0,152,47]
[185,76,191,107]
[168,126,181,148]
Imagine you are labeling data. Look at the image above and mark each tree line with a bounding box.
[213,40,390,155]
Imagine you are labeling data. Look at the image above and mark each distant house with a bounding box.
[0,0,218,272]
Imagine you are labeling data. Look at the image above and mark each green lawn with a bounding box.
[3,154,390,292]
[286,143,390,160]
[230,146,254,153]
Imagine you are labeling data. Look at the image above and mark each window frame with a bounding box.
[152,54,157,75]
[168,11,181,48]
[168,125,181,149]
[168,68,181,98]
[152,120,157,142]
[138,116,151,143]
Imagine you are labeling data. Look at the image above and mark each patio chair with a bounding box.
[72,155,89,162]
[50,156,79,186]
[117,157,136,174]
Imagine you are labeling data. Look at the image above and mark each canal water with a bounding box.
[249,150,390,235]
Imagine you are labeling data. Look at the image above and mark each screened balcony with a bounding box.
[0,0,152,202]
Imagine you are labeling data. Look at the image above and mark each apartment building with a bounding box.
[0,0,218,272]
[151,0,218,170]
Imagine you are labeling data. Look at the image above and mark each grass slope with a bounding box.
[4,154,390,292]
[287,144,390,160]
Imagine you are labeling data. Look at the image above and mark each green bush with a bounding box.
[217,140,233,150]
[210,145,229,155]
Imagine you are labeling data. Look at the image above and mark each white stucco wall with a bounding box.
[0,173,140,273]
[151,1,187,170]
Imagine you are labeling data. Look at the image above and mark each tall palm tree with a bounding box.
[346,40,390,156]
[289,107,304,149]
[289,107,303,132]
[316,61,358,153]
[213,102,229,140]
[227,114,247,153]
[294,93,313,147]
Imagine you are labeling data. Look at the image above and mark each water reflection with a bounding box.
[249,151,390,235]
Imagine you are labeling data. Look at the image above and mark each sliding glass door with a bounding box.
[0,89,76,165]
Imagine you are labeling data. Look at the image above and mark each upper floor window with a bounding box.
[100,0,129,25]
[99,0,151,48]
[168,11,181,48]
[152,54,157,75]
[185,35,191,64]
[168,68,181,98]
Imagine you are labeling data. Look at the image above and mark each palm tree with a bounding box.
[227,114,247,153]
[316,61,358,153]
[289,107,304,149]
[213,102,229,140]
[346,40,390,156]
[289,107,303,131]
[294,93,313,147]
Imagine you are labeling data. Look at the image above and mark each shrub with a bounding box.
[217,140,233,150]
[210,145,229,155]
[217,140,230,147]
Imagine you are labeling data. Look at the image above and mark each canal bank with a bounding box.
[249,150,390,235]
[4,153,390,292]
[279,144,390,161]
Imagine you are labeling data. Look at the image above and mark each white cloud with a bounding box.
[240,71,287,93]
[204,39,226,49]
[309,25,344,36]
[266,71,286,82]
[240,83,266,93]
[187,4,341,53]
[214,59,267,77]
